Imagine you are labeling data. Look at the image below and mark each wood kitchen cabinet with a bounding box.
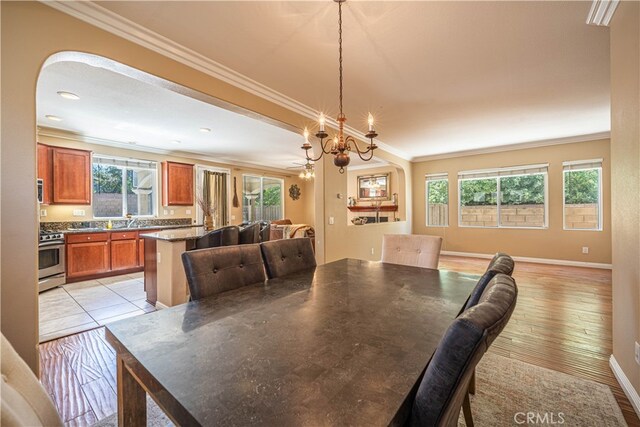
[110,231,139,271]
[37,143,52,205]
[52,147,92,204]
[66,233,110,278]
[162,161,194,206]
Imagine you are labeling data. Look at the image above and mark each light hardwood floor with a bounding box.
[38,256,639,426]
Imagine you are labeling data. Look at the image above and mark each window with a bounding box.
[242,175,284,222]
[563,159,602,231]
[426,173,449,226]
[458,164,548,228]
[93,156,157,218]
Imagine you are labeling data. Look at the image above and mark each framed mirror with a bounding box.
[357,173,390,201]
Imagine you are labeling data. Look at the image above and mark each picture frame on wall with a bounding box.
[357,173,390,201]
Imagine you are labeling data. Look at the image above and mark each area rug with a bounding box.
[458,353,627,426]
[95,353,626,426]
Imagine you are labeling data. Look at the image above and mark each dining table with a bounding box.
[105,258,478,426]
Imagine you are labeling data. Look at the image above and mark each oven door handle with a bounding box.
[38,240,65,247]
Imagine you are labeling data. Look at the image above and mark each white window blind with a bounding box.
[458,164,548,179]
[562,159,603,171]
[425,172,448,180]
[93,156,156,170]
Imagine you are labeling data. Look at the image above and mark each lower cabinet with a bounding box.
[66,240,110,279]
[111,239,139,271]
[66,230,145,281]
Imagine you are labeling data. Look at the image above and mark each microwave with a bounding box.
[37,179,43,204]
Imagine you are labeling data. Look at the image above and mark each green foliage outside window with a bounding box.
[564,169,599,204]
[460,178,498,206]
[500,175,545,205]
[427,180,448,204]
[257,185,282,206]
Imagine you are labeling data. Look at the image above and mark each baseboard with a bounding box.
[155,301,169,310]
[609,355,640,418]
[441,250,612,270]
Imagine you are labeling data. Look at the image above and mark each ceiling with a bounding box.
[87,0,611,159]
[37,61,318,170]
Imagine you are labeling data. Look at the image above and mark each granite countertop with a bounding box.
[139,226,207,241]
[62,224,202,234]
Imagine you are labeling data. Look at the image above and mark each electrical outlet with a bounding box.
[371,248,374,255]
[635,342,640,365]
[328,216,335,225]
[186,209,192,215]
[231,215,236,220]
[163,209,168,215]
[72,209,85,216]
[40,209,47,217]
[582,247,589,254]
[170,209,175,215]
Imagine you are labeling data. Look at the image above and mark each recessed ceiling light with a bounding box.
[172,140,181,144]
[57,91,80,100]
[45,115,63,122]
[199,128,211,133]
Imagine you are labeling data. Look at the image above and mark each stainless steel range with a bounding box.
[38,231,66,292]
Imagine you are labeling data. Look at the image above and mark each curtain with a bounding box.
[202,171,229,228]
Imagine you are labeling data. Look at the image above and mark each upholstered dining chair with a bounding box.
[260,238,316,279]
[194,225,239,250]
[381,234,443,269]
[464,253,515,311]
[181,245,266,300]
[239,222,261,245]
[1,334,63,427]
[410,274,518,427]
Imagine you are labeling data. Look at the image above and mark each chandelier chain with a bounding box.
[338,0,343,118]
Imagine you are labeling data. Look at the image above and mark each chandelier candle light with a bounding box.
[301,0,378,174]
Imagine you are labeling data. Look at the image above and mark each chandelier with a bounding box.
[301,0,378,174]
[298,161,315,180]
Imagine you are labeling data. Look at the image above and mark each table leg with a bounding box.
[117,354,147,426]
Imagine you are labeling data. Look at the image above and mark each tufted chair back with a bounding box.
[239,222,261,245]
[410,274,518,426]
[195,225,239,250]
[181,244,266,300]
[260,238,316,279]
[381,234,443,269]
[1,334,63,427]
[464,253,515,311]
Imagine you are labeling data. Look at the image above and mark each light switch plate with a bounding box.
[40,209,47,217]
[328,216,335,225]
[170,209,175,215]
[163,209,169,215]
[582,247,589,254]
[186,209,192,215]
[231,215,236,220]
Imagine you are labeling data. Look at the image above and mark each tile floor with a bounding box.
[39,272,156,343]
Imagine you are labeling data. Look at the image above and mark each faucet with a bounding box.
[126,214,138,229]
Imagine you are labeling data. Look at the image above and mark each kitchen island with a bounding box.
[140,227,207,308]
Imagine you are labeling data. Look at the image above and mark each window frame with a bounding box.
[92,156,158,219]
[562,160,603,232]
[241,174,285,222]
[425,174,449,227]
[457,167,549,230]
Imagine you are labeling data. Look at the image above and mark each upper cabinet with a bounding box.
[162,161,194,206]
[37,143,52,205]
[51,146,92,205]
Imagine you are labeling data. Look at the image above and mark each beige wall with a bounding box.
[412,139,611,264]
[610,1,640,396]
[37,133,312,226]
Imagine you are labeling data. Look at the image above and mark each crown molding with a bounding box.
[586,0,619,26]
[411,132,611,163]
[37,127,298,177]
[41,0,410,161]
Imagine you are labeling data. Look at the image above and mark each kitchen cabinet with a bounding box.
[111,231,139,271]
[52,147,91,204]
[37,143,52,205]
[66,233,110,278]
[162,161,194,206]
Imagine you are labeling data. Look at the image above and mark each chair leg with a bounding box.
[462,392,474,427]
[468,369,476,395]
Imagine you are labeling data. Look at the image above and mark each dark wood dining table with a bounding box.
[105,258,478,426]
